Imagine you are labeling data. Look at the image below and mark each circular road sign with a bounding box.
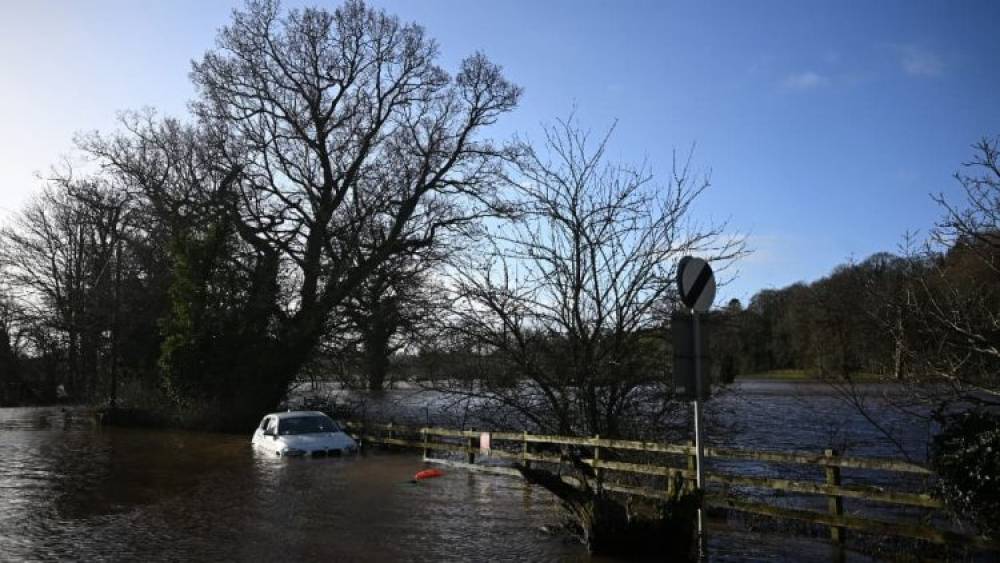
[677,256,716,313]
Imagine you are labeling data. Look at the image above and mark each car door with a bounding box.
[253,416,274,448]
[262,416,279,451]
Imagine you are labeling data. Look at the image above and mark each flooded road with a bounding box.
[1,383,926,561]
[0,407,589,561]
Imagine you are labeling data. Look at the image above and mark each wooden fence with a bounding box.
[343,421,998,551]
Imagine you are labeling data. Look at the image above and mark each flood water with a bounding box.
[0,383,935,561]
[0,406,594,561]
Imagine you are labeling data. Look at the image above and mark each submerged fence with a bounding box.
[343,421,998,551]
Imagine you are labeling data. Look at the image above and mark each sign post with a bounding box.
[675,256,715,559]
[693,309,705,494]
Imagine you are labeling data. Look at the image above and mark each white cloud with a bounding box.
[781,71,829,90]
[895,45,943,77]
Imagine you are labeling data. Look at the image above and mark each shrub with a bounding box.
[931,410,1000,535]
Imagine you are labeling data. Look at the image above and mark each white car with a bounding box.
[252,411,358,457]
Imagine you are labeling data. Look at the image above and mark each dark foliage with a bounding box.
[931,410,1000,536]
[519,457,698,559]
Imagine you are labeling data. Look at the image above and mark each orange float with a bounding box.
[413,468,445,481]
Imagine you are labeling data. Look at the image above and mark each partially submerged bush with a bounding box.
[519,457,698,560]
[931,410,1000,536]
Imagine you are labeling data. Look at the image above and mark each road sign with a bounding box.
[677,257,716,313]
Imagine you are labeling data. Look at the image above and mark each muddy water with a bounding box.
[0,407,590,561]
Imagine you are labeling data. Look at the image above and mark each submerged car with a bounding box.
[252,411,358,457]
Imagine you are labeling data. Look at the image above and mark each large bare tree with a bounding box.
[76,0,519,426]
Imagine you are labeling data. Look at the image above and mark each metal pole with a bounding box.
[692,310,707,557]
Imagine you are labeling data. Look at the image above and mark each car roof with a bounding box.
[264,411,331,420]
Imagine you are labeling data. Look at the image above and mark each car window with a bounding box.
[264,417,277,434]
[277,416,338,435]
[259,417,269,430]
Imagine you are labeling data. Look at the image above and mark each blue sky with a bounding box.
[1,1,997,304]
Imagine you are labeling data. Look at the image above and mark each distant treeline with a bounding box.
[711,237,999,382]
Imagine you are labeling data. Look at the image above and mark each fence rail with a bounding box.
[342,421,996,550]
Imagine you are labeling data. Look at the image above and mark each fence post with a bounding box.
[466,433,476,464]
[594,435,602,487]
[387,422,393,448]
[422,428,429,461]
[522,431,531,469]
[825,448,845,543]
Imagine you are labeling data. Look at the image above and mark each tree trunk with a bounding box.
[365,342,390,392]
[518,461,698,559]
[893,313,905,380]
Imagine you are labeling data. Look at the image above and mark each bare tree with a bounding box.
[910,139,1000,534]
[0,181,133,401]
[0,285,33,404]
[435,117,745,438]
[76,0,519,426]
[849,137,1000,412]
[917,136,1000,403]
